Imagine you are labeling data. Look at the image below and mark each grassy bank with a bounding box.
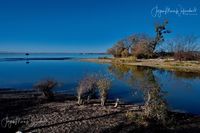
[81,57,200,73]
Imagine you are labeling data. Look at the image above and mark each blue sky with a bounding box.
[0,0,200,53]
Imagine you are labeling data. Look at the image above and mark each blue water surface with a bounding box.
[0,54,200,115]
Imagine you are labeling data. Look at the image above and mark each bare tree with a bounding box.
[131,35,154,58]
[107,41,127,58]
[166,35,200,61]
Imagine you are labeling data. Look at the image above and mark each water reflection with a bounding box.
[0,59,200,114]
[108,64,159,94]
[173,71,200,79]
[108,64,200,92]
[26,60,30,64]
[108,63,200,114]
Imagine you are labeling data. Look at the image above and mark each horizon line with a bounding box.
[0,51,108,54]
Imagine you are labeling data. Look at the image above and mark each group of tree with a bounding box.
[107,20,171,59]
[107,20,200,61]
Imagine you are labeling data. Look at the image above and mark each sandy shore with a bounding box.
[0,90,141,133]
[0,90,200,133]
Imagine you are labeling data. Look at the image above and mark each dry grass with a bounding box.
[81,58,200,73]
[97,77,111,106]
[77,74,98,105]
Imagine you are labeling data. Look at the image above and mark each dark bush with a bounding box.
[174,51,200,61]
[34,80,58,100]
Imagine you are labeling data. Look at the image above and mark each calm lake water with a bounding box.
[0,53,111,59]
[0,53,200,115]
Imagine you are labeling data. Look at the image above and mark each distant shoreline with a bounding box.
[1,56,200,73]
[0,52,108,54]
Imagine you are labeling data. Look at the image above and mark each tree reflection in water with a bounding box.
[108,64,159,96]
[108,64,168,125]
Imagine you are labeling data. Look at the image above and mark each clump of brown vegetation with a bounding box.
[131,36,154,58]
[126,86,170,128]
[77,74,112,106]
[34,79,58,100]
[77,74,98,105]
[97,76,111,106]
[144,87,168,126]
[107,41,130,58]
[123,67,171,127]
[107,20,171,59]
